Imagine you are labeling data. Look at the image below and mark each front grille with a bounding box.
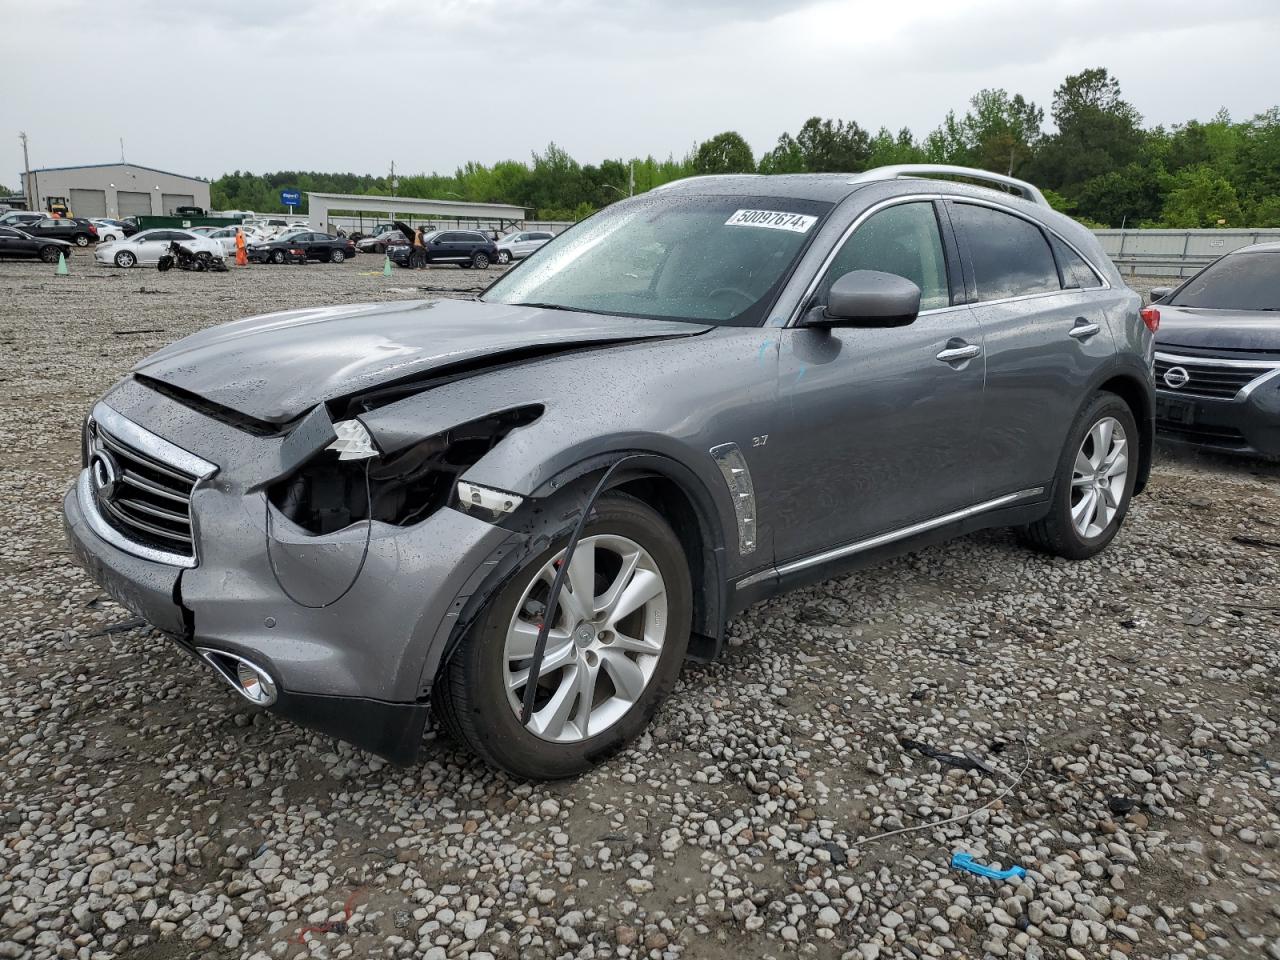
[89,420,198,557]
[1154,355,1271,400]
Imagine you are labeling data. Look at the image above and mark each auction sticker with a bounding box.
[725,209,817,233]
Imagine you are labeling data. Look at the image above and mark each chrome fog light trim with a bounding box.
[457,480,524,516]
[198,648,279,706]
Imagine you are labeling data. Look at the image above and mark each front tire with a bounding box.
[329,248,346,263]
[1020,392,1138,560]
[496,250,511,265]
[114,250,136,268]
[435,493,692,779]
[39,246,61,264]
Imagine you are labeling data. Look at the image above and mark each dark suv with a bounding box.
[64,165,1153,779]
[23,216,98,247]
[388,229,499,269]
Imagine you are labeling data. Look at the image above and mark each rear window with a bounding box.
[951,203,1061,301]
[1170,252,1280,311]
[1051,236,1103,289]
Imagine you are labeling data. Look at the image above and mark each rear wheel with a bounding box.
[471,252,491,269]
[39,245,62,264]
[271,249,286,264]
[114,250,136,268]
[435,493,692,779]
[74,234,91,247]
[1019,392,1137,560]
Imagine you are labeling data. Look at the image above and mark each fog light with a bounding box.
[197,648,279,707]
[327,419,379,460]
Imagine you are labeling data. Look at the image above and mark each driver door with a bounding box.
[771,199,985,563]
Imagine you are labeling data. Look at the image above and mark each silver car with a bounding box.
[495,229,554,264]
[64,165,1154,779]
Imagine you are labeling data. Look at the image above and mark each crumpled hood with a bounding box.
[1156,305,1280,354]
[133,298,710,424]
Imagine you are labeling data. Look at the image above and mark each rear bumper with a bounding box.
[1155,378,1280,458]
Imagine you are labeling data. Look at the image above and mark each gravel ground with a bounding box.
[1,255,1278,960]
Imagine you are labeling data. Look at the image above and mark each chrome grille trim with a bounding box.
[78,403,217,568]
[1154,351,1279,401]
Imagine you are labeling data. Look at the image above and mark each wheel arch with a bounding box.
[1095,369,1154,496]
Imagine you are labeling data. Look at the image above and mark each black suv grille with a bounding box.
[1154,356,1270,400]
[89,421,198,557]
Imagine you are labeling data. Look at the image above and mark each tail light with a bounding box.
[88,223,98,236]
[1140,306,1160,333]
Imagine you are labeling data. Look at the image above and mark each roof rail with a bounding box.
[848,164,1049,207]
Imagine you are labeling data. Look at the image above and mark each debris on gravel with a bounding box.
[1,259,1277,958]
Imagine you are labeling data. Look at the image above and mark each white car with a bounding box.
[90,219,127,243]
[203,226,261,256]
[495,230,554,264]
[95,229,223,268]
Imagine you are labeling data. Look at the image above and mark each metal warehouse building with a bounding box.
[21,163,211,219]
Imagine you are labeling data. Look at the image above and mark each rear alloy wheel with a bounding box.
[39,246,62,264]
[471,252,490,269]
[1019,392,1137,560]
[74,234,90,247]
[329,248,346,263]
[436,493,691,779]
[497,250,512,265]
[114,250,136,268]
[271,249,286,264]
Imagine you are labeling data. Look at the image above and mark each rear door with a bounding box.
[947,200,1114,495]
[773,198,985,561]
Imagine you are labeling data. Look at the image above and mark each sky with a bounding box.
[3,0,1278,184]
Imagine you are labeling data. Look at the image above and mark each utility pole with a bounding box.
[629,160,634,196]
[390,161,397,199]
[19,131,31,209]
[120,137,126,163]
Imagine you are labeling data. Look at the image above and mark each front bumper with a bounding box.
[1155,372,1280,458]
[62,382,519,761]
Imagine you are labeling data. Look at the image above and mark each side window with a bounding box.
[951,203,1060,301]
[1050,236,1102,289]
[817,202,950,311]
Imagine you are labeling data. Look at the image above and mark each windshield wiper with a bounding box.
[512,301,587,313]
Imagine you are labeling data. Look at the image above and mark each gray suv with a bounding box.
[63,165,1154,779]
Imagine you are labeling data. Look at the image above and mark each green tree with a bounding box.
[1030,68,1144,191]
[1159,164,1244,227]
[794,117,871,172]
[692,131,756,174]
[867,127,927,167]
[963,89,1043,175]
[758,133,806,174]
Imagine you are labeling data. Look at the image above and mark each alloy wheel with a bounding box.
[1070,416,1129,539]
[503,534,668,743]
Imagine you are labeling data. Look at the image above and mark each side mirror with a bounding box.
[1149,287,1172,303]
[805,270,922,328]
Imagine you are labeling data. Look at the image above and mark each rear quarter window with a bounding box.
[952,203,1061,301]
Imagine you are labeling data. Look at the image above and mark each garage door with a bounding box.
[117,191,153,217]
[160,193,195,215]
[69,188,106,218]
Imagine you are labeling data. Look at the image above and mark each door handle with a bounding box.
[1068,319,1101,341]
[936,344,981,363]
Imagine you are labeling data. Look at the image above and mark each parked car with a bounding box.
[91,219,127,243]
[203,226,261,257]
[94,228,222,267]
[63,165,1154,778]
[387,229,499,269]
[118,217,143,237]
[0,225,75,263]
[496,230,554,264]
[1149,241,1280,458]
[356,227,407,254]
[248,231,355,264]
[22,216,97,247]
[0,210,44,230]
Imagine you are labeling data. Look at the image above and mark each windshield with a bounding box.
[1171,252,1280,311]
[483,194,832,325]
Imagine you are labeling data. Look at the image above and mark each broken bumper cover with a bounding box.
[62,391,517,763]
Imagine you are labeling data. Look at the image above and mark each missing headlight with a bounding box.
[268,406,541,534]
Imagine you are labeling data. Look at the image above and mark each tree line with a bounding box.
[210,68,1280,228]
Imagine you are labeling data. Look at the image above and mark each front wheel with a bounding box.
[1019,392,1138,560]
[39,246,62,264]
[114,250,136,268]
[329,248,346,263]
[435,493,692,779]
[496,250,511,265]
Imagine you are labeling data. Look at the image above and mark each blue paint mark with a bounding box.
[757,340,770,361]
[795,364,807,382]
